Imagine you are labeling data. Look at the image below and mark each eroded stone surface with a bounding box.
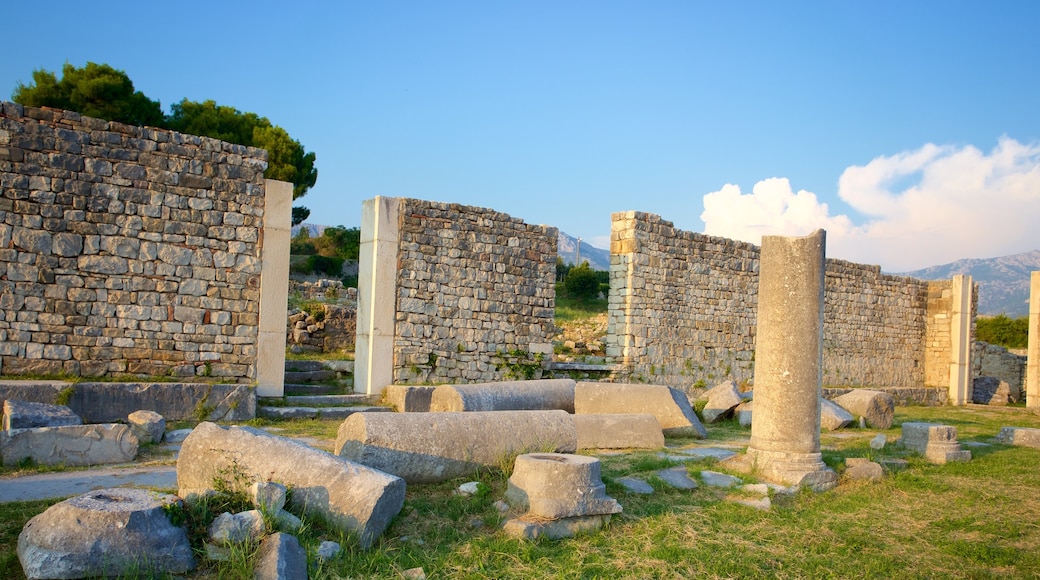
[573,413,664,450]
[127,409,165,444]
[900,422,971,464]
[701,381,743,423]
[430,379,575,412]
[820,398,853,431]
[575,382,707,438]
[1,423,138,467]
[2,400,81,430]
[254,532,308,580]
[996,426,1040,448]
[833,390,895,430]
[504,453,620,519]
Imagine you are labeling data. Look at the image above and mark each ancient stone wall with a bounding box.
[606,211,972,393]
[973,341,1026,395]
[390,199,557,384]
[0,102,270,381]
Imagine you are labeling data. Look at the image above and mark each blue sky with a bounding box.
[3,1,1039,271]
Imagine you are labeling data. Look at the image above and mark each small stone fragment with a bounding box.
[250,481,288,513]
[700,470,742,488]
[317,540,341,562]
[869,434,886,450]
[254,532,308,580]
[208,510,265,545]
[616,476,655,494]
[127,410,165,444]
[656,467,698,489]
[457,481,482,496]
[403,567,427,579]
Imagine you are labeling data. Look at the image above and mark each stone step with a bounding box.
[283,370,339,384]
[285,394,378,406]
[284,383,342,396]
[257,405,391,420]
[284,360,324,373]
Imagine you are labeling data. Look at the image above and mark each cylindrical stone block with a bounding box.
[429,379,575,413]
[504,453,621,519]
[335,410,578,483]
[746,230,835,489]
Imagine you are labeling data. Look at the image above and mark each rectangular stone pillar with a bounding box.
[1027,272,1040,408]
[256,180,293,397]
[355,196,401,396]
[948,274,973,406]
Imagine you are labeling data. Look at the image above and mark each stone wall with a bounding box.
[354,197,557,393]
[973,340,1025,398]
[606,211,972,393]
[0,102,271,381]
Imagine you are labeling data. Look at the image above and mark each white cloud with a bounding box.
[700,138,1040,271]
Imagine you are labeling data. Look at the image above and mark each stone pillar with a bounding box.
[948,274,974,405]
[256,179,293,397]
[1027,272,1040,408]
[355,196,401,396]
[745,229,836,491]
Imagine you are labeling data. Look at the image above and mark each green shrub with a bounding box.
[563,263,601,302]
[977,314,1028,349]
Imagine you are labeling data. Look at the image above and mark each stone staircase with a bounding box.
[258,360,391,420]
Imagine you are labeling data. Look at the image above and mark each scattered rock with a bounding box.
[729,496,771,511]
[869,434,887,450]
[844,460,884,481]
[382,385,436,412]
[164,428,194,444]
[701,381,743,423]
[820,398,853,431]
[995,427,1040,448]
[316,540,341,562]
[127,409,165,444]
[832,390,895,429]
[2,399,81,430]
[254,532,308,580]
[402,566,428,579]
[502,513,614,540]
[17,488,194,579]
[742,483,770,495]
[208,510,265,545]
[493,500,510,513]
[457,481,483,496]
[616,476,655,494]
[250,481,289,513]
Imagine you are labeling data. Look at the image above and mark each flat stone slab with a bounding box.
[573,414,664,450]
[575,382,707,438]
[2,400,82,430]
[336,410,578,484]
[257,405,390,420]
[656,467,698,489]
[995,427,1040,448]
[1,424,138,467]
[616,477,654,494]
[673,447,739,461]
[179,422,405,548]
[285,394,376,406]
[430,379,576,413]
[0,466,177,503]
[700,470,743,488]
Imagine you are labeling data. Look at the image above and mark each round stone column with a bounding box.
[746,229,836,491]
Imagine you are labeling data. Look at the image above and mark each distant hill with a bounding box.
[896,249,1040,317]
[291,223,327,237]
[558,232,611,271]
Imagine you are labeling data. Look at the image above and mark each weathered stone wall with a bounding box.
[973,340,1026,395]
[0,102,269,381]
[392,199,557,383]
[606,211,971,393]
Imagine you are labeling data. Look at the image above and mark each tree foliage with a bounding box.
[12,62,164,127]
[563,262,601,302]
[976,314,1029,349]
[11,62,318,200]
[290,226,360,261]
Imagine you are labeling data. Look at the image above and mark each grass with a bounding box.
[554,295,608,322]
[3,405,1040,578]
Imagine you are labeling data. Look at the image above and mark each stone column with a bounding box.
[948,274,974,405]
[256,179,293,397]
[745,229,836,491]
[354,196,401,396]
[1027,272,1040,408]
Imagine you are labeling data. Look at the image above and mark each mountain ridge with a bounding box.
[896,249,1040,317]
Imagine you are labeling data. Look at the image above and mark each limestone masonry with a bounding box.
[0,102,274,381]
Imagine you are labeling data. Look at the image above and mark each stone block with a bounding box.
[1,424,138,467]
[336,410,577,483]
[254,532,308,580]
[382,384,436,412]
[572,413,663,450]
[701,380,743,423]
[178,422,404,548]
[67,382,255,422]
[575,382,707,438]
[17,488,194,579]
[504,453,621,519]
[736,401,753,428]
[127,409,165,444]
[832,390,895,429]
[502,513,613,540]
[2,399,82,430]
[900,422,971,464]
[429,379,575,413]
[995,427,1040,448]
[972,376,1011,406]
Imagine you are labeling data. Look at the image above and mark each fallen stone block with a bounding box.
[17,488,194,579]
[900,422,971,464]
[1,424,138,467]
[383,385,436,412]
[127,409,165,444]
[575,382,707,438]
[701,381,743,423]
[995,427,1040,448]
[736,400,753,428]
[254,532,308,580]
[178,422,405,548]
[429,379,575,412]
[572,414,663,450]
[844,458,884,481]
[70,382,255,422]
[656,466,698,489]
[209,510,265,545]
[832,390,895,429]
[820,398,853,431]
[502,513,613,540]
[2,399,82,431]
[972,376,1011,406]
[336,410,577,483]
[504,453,621,519]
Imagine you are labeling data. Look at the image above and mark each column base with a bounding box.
[744,447,838,492]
